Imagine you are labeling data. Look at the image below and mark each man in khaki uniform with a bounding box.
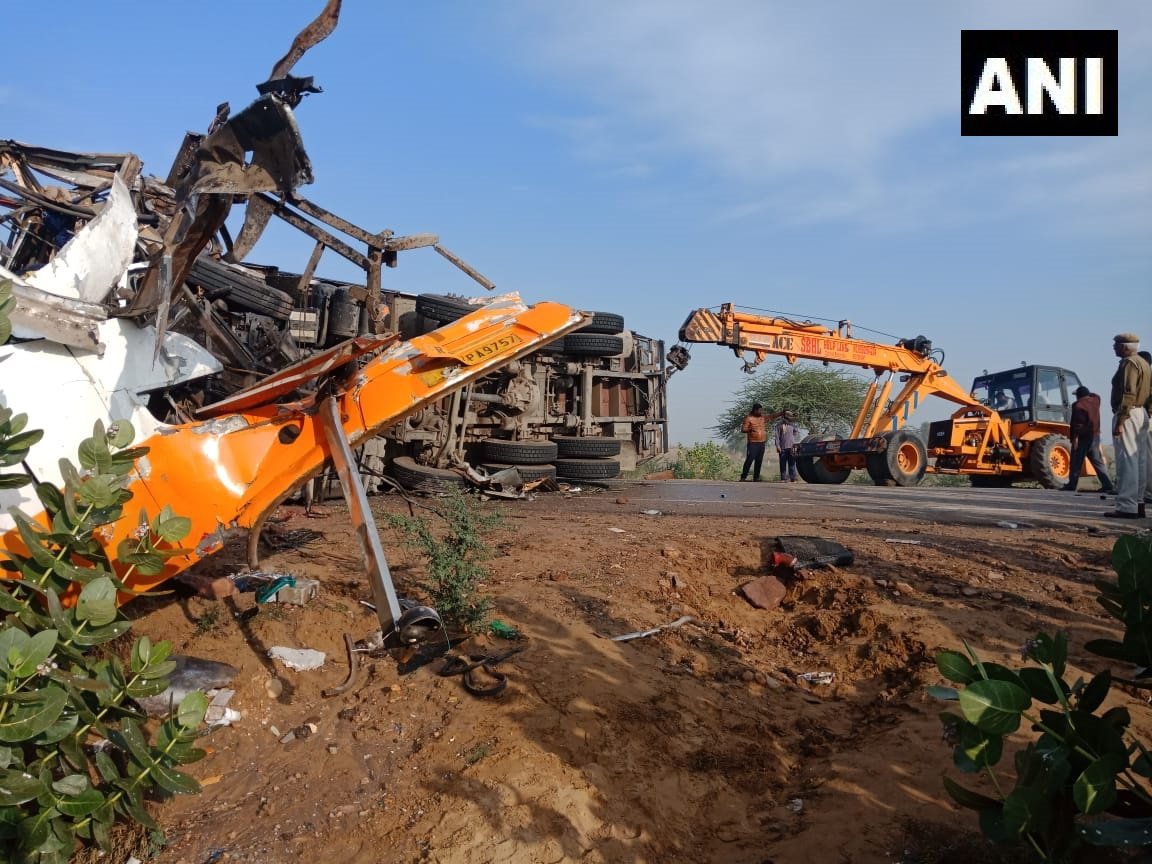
[1107,333,1151,518]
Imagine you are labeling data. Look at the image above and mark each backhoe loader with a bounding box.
[675,304,1082,488]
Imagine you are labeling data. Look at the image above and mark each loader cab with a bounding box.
[970,365,1082,425]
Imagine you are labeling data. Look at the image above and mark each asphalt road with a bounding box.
[551,479,1149,534]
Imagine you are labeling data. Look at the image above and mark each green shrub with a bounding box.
[381,488,501,631]
[672,442,739,480]
[932,535,1152,862]
[1,281,206,863]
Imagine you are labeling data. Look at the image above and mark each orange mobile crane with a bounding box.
[675,304,1080,488]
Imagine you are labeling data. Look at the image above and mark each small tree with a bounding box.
[381,488,501,632]
[712,362,870,443]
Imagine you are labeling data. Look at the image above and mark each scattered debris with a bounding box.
[439,647,525,697]
[884,538,922,545]
[607,614,700,642]
[616,496,630,504]
[788,798,805,813]
[268,647,326,671]
[773,536,854,570]
[796,672,835,685]
[205,689,242,727]
[135,656,238,717]
[739,575,789,611]
[489,620,521,640]
[322,633,359,698]
[996,521,1019,529]
[607,527,627,534]
[640,509,662,516]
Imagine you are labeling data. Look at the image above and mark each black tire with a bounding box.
[796,435,851,485]
[389,456,467,492]
[188,257,294,320]
[536,335,568,354]
[415,293,474,323]
[552,436,622,458]
[1028,434,1073,490]
[561,333,624,357]
[865,430,927,487]
[481,438,558,465]
[554,458,621,480]
[481,463,557,482]
[577,311,625,334]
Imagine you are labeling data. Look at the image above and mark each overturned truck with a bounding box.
[0,99,669,500]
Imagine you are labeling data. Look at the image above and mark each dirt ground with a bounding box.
[123,482,1150,864]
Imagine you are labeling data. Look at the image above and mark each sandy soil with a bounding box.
[123,484,1149,864]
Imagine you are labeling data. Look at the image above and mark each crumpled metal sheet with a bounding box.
[25,173,137,304]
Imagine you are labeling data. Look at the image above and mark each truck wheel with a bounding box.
[1028,434,1073,490]
[796,435,851,485]
[577,312,625,334]
[554,458,621,480]
[552,436,622,458]
[390,456,467,492]
[188,257,295,320]
[415,293,475,323]
[481,438,558,465]
[481,463,557,481]
[561,334,624,357]
[866,430,926,487]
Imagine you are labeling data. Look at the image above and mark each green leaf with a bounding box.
[56,786,104,818]
[959,679,1031,736]
[67,619,131,647]
[50,774,88,796]
[12,629,58,678]
[0,684,68,742]
[1018,667,1063,705]
[105,420,135,449]
[955,721,1004,773]
[75,577,118,626]
[0,768,45,805]
[936,650,978,684]
[149,760,201,795]
[1078,670,1112,714]
[1085,638,1130,663]
[50,555,109,586]
[177,690,209,730]
[1074,757,1122,815]
[76,475,119,509]
[943,776,1001,811]
[1001,785,1052,836]
[157,514,192,544]
[927,685,959,701]
[0,472,31,490]
[1080,816,1152,846]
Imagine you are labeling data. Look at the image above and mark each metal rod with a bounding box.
[318,396,403,632]
[433,244,496,291]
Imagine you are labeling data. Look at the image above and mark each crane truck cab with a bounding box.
[969,365,1081,426]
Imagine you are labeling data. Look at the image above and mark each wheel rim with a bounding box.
[896,442,922,473]
[1049,445,1071,477]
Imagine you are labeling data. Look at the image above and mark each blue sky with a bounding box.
[4,1,1149,445]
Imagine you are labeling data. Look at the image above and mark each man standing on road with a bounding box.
[1106,334,1151,519]
[1141,350,1152,510]
[1064,385,1116,495]
[775,410,801,482]
[740,403,784,482]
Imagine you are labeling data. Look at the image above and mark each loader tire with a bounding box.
[865,430,927,487]
[415,293,475,324]
[390,457,467,493]
[188,257,294,320]
[481,463,558,482]
[1028,434,1073,490]
[554,458,621,480]
[577,312,625,334]
[552,436,622,458]
[561,334,624,357]
[481,438,558,465]
[796,435,851,485]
